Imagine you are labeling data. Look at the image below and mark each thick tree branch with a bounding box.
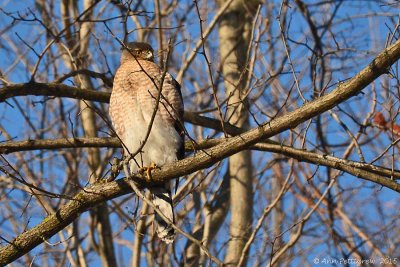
[0,82,110,103]
[1,136,400,182]
[1,135,398,264]
[0,137,121,153]
[0,178,132,265]
[153,38,400,182]
[1,38,400,264]
[0,83,235,132]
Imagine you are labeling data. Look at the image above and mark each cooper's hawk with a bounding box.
[109,42,184,243]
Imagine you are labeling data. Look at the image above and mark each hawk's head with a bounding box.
[121,42,154,63]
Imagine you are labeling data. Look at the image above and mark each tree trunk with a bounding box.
[216,0,260,265]
[59,0,118,265]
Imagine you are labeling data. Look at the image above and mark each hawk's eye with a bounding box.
[136,50,142,55]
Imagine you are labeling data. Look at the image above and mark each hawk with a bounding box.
[109,42,184,243]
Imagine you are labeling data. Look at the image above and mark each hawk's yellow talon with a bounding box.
[140,162,158,181]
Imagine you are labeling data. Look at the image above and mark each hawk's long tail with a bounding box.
[150,182,175,244]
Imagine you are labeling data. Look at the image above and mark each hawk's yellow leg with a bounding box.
[140,162,158,182]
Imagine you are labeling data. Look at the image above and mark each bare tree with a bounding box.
[0,0,400,266]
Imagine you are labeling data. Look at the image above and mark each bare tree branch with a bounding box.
[1,37,400,265]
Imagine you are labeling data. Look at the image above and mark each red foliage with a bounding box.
[373,112,400,137]
[391,124,400,136]
[373,112,387,128]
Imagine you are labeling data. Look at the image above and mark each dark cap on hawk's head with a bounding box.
[121,42,154,63]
